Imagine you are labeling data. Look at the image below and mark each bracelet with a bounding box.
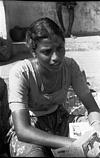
[90,120,100,126]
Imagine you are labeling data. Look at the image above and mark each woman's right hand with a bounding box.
[52,137,84,157]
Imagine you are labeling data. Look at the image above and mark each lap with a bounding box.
[10,135,49,157]
[8,106,87,157]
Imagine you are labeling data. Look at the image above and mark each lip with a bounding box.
[50,62,62,69]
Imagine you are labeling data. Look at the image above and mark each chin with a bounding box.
[49,64,62,71]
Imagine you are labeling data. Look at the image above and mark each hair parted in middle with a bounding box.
[26,17,65,52]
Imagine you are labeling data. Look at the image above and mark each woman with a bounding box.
[8,17,100,157]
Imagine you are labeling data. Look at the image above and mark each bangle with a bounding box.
[90,120,100,126]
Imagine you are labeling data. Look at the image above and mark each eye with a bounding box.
[41,49,52,56]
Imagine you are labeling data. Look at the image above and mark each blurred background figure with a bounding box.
[56,1,77,37]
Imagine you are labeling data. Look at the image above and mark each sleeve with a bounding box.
[8,62,29,112]
[70,58,90,99]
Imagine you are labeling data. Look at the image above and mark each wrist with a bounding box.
[90,120,100,134]
[88,111,100,126]
[90,120,100,126]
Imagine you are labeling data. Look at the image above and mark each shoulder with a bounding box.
[64,57,82,72]
[64,57,80,66]
[9,59,32,78]
[64,57,75,66]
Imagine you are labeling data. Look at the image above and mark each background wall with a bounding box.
[3,1,100,40]
[73,1,100,36]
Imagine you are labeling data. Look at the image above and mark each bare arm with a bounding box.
[80,92,100,132]
[11,105,75,149]
[70,59,100,130]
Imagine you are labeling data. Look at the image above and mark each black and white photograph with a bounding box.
[0,1,100,157]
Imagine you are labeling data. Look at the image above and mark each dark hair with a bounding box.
[26,17,65,51]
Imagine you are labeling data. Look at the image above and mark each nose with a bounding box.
[50,51,58,64]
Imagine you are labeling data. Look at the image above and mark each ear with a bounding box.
[25,31,32,48]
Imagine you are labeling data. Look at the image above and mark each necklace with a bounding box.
[35,60,61,93]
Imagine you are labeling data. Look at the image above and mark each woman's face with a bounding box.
[35,35,65,72]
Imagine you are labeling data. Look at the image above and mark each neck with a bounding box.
[38,63,60,79]
[39,66,61,93]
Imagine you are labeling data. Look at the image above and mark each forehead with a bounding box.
[37,36,64,48]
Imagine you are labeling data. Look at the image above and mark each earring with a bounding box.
[31,51,36,58]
